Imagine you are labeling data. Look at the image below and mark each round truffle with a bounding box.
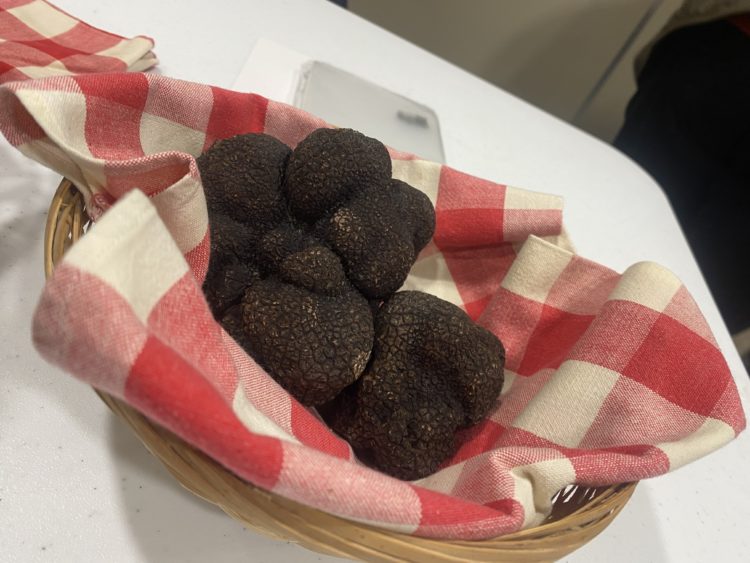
[207,211,259,264]
[256,223,350,295]
[324,291,505,480]
[197,133,291,229]
[203,258,259,317]
[283,128,392,222]
[242,279,374,406]
[316,179,435,299]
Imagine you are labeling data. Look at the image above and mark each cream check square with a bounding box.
[95,37,153,61]
[501,370,517,396]
[391,158,441,206]
[17,88,94,157]
[504,185,563,210]
[511,456,575,527]
[657,418,736,471]
[15,60,70,79]
[609,261,681,312]
[501,236,573,303]
[150,176,209,255]
[64,190,189,324]
[9,0,78,37]
[232,386,299,444]
[513,360,620,447]
[140,113,206,156]
[414,460,468,494]
[402,250,463,306]
[17,138,102,192]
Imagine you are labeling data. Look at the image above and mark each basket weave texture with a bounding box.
[45,178,636,562]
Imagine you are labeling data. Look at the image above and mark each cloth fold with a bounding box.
[0,0,156,84]
[1,2,745,541]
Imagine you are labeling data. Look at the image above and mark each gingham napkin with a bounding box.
[0,0,156,84]
[1,6,745,541]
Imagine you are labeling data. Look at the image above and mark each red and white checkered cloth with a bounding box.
[0,5,746,541]
[0,0,156,84]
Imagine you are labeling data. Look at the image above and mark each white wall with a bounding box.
[349,0,682,141]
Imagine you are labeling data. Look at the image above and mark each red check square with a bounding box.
[571,444,670,484]
[623,314,732,416]
[0,40,56,67]
[52,22,121,52]
[443,244,516,320]
[104,159,189,198]
[451,419,506,464]
[517,305,594,376]
[437,166,505,210]
[75,73,149,158]
[19,37,81,59]
[204,87,267,147]
[435,208,504,248]
[59,52,124,74]
[76,72,149,110]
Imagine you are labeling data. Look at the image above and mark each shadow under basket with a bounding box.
[44,178,637,562]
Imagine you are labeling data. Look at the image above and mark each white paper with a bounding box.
[232,39,444,161]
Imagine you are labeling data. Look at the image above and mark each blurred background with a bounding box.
[346,0,750,368]
[349,0,681,142]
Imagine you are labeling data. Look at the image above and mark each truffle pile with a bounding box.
[199,128,505,479]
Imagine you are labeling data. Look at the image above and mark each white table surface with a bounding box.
[2,1,748,561]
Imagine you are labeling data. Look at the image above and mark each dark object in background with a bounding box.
[322,291,505,480]
[615,18,750,335]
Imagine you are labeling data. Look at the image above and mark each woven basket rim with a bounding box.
[44,177,637,562]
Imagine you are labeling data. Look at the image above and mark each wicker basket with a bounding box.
[44,178,636,562]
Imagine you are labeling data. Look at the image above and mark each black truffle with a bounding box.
[197,133,291,228]
[316,179,435,299]
[199,134,292,317]
[203,258,259,317]
[242,278,374,406]
[323,291,505,480]
[283,128,392,222]
[198,132,382,407]
[201,129,494,449]
[207,211,258,265]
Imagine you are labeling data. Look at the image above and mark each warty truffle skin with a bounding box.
[316,179,436,299]
[242,278,374,406]
[323,291,505,480]
[199,134,293,316]
[256,223,350,296]
[197,132,380,407]
[283,128,392,222]
[201,130,492,456]
[197,133,291,231]
[203,258,260,318]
